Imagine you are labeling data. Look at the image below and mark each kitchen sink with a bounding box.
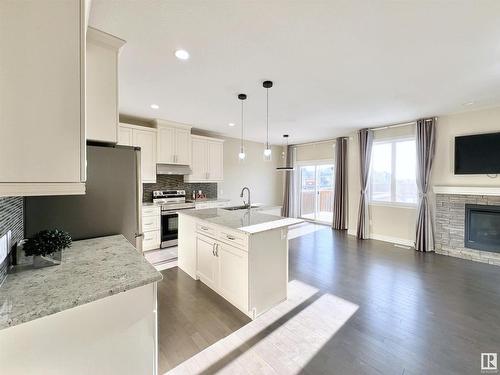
[222,205,259,211]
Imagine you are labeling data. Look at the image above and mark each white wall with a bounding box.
[295,141,335,162]
[218,137,284,206]
[432,106,500,187]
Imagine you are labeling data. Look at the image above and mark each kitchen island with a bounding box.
[178,208,302,319]
[0,235,162,375]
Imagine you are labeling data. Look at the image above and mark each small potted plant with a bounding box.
[23,229,72,268]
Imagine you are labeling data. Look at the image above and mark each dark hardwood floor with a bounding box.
[158,226,500,374]
[157,266,251,373]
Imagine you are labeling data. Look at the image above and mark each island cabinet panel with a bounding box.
[178,214,197,278]
[218,243,248,311]
[196,235,219,290]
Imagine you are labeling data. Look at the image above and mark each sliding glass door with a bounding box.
[299,162,334,224]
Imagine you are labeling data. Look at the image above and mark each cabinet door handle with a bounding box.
[215,243,219,257]
[212,243,216,256]
[226,235,235,240]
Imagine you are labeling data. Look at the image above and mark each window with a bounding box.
[369,138,417,205]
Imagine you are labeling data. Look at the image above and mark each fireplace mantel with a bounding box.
[433,186,500,196]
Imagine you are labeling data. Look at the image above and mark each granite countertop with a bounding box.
[0,235,162,331]
[179,208,303,234]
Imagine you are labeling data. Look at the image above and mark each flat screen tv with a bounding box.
[455,132,500,174]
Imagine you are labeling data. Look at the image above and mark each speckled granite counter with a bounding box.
[0,235,162,330]
[178,208,302,234]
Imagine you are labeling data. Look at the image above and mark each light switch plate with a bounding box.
[0,230,10,265]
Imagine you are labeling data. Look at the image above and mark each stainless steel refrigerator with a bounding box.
[25,144,143,251]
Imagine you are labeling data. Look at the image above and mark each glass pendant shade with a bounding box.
[238,146,246,160]
[263,146,272,161]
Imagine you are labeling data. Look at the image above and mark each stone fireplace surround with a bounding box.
[434,186,500,266]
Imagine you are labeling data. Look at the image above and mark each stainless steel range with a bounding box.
[153,190,195,248]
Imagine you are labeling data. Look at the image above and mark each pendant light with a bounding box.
[238,93,247,160]
[263,80,273,161]
[277,134,294,171]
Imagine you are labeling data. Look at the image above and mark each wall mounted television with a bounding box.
[454,132,500,174]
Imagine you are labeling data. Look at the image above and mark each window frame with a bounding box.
[295,158,336,224]
[368,136,418,209]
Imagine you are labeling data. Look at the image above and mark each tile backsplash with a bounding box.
[143,175,217,202]
[0,197,24,283]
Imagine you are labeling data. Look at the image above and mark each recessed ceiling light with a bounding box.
[463,101,474,106]
[228,123,235,127]
[174,49,190,60]
[150,104,159,109]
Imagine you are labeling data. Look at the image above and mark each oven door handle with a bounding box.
[161,211,179,216]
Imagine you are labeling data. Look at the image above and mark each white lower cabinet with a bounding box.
[196,231,249,313]
[218,242,248,311]
[142,205,161,251]
[196,235,219,290]
[179,215,289,320]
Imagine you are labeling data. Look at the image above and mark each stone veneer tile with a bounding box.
[435,193,500,267]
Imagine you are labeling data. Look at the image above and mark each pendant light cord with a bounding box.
[266,88,269,149]
[241,100,244,150]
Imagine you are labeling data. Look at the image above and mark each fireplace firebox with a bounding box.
[465,204,500,253]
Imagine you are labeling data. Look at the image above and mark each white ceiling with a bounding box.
[90,0,500,144]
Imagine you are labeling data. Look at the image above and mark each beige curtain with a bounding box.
[356,129,373,239]
[332,137,348,230]
[415,118,436,252]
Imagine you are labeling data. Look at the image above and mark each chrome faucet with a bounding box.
[240,187,251,208]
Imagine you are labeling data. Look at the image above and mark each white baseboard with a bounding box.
[369,234,415,248]
[346,229,414,248]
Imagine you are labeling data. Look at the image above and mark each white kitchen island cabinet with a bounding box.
[178,209,302,319]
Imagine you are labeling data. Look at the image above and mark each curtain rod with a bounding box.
[368,117,436,131]
[292,138,337,148]
[292,117,436,146]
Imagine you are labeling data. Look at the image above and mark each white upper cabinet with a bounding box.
[190,137,209,181]
[175,128,192,165]
[117,126,133,147]
[207,140,224,181]
[0,0,87,196]
[185,135,224,182]
[155,120,192,165]
[118,123,157,183]
[86,27,125,144]
[156,125,175,163]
